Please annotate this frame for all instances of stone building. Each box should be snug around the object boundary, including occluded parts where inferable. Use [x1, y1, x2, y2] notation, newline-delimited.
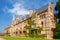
[4, 1, 57, 39]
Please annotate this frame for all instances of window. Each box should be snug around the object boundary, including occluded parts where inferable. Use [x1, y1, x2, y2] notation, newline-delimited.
[13, 32, 15, 34]
[40, 16, 43, 19]
[52, 21, 54, 24]
[16, 31, 17, 34]
[23, 31, 26, 33]
[40, 14, 46, 19]
[44, 14, 46, 18]
[52, 21, 54, 26]
[32, 23, 36, 28]
[20, 27, 22, 29]
[20, 31, 22, 34]
[41, 21, 43, 27]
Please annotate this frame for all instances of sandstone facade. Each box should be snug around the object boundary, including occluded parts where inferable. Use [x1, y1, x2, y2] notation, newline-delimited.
[4, 2, 57, 39]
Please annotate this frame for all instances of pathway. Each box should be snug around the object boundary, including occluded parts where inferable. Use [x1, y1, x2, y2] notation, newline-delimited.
[0, 38, 5, 40]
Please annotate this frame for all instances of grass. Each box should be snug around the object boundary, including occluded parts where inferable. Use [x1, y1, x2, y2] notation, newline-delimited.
[0, 36, 60, 40]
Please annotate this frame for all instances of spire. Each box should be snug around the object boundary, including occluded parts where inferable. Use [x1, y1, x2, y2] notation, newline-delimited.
[29, 8, 33, 17]
[48, 0, 53, 15]
[49, 0, 53, 4]
[12, 15, 16, 25]
[48, 0, 52, 8]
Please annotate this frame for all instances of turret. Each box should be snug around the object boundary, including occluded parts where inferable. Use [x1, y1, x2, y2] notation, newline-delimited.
[12, 15, 19, 25]
[29, 8, 34, 17]
[48, 0, 53, 15]
[12, 15, 15, 21]
[12, 15, 16, 25]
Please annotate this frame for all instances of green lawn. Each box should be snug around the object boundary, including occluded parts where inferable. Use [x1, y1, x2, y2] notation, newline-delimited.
[0, 36, 60, 40]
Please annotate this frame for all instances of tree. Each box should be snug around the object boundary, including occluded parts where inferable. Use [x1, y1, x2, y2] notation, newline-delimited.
[55, 0, 60, 23]
[53, 0, 60, 39]
[24, 17, 34, 37]
[24, 17, 43, 37]
[53, 24, 60, 39]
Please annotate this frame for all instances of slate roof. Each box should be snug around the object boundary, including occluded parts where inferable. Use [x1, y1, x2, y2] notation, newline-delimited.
[36, 4, 49, 13]
[13, 4, 49, 26]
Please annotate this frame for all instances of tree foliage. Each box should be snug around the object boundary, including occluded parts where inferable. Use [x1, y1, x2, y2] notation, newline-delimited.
[53, 24, 60, 39]
[55, 0, 60, 11]
[55, 0, 60, 23]
[24, 17, 43, 37]
[53, 0, 60, 38]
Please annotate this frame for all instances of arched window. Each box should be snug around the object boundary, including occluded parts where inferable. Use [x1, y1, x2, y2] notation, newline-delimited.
[23, 31, 26, 33]
[40, 14, 46, 19]
[20, 31, 22, 34]
[16, 31, 17, 34]
[52, 21, 54, 24]
[41, 21, 43, 27]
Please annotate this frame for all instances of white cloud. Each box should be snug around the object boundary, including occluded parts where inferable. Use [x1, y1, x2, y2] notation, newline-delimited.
[8, 2, 29, 15]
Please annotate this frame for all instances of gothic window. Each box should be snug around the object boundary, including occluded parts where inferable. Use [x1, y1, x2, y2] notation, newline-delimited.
[20, 31, 22, 34]
[40, 16, 43, 19]
[44, 14, 46, 18]
[16, 31, 17, 34]
[40, 16, 41, 19]
[41, 21, 43, 27]
[13, 32, 15, 34]
[52, 21, 54, 24]
[23, 31, 26, 33]
[40, 14, 46, 19]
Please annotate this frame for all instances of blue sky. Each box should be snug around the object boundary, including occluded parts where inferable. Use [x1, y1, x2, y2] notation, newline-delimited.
[0, 0, 57, 32]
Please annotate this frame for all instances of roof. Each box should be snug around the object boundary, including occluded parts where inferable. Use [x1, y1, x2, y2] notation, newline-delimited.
[14, 17, 31, 26]
[4, 26, 11, 30]
[13, 4, 49, 26]
[36, 4, 49, 13]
